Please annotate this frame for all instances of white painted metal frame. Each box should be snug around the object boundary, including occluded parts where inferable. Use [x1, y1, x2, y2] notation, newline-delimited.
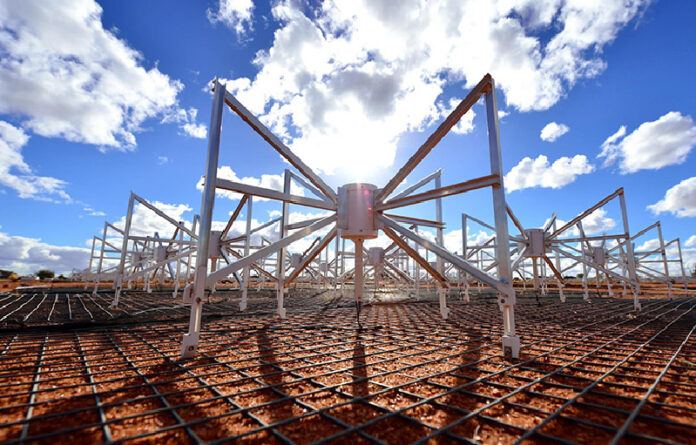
[461, 188, 644, 310]
[108, 192, 200, 307]
[623, 222, 690, 298]
[181, 75, 520, 359]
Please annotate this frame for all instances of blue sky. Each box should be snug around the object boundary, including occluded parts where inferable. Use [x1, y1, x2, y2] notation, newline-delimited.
[1, 0, 695, 275]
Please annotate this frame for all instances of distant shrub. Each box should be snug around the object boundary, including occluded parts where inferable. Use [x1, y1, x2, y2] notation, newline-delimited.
[36, 270, 55, 280]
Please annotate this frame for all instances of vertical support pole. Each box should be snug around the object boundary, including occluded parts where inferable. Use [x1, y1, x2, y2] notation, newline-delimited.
[521, 264, 526, 290]
[438, 287, 450, 319]
[173, 224, 184, 298]
[424, 248, 429, 288]
[240, 196, 253, 311]
[604, 239, 614, 297]
[553, 221, 565, 303]
[477, 251, 483, 290]
[414, 226, 421, 298]
[619, 191, 641, 311]
[461, 214, 470, 303]
[435, 175, 445, 271]
[576, 222, 590, 301]
[373, 263, 379, 295]
[88, 236, 97, 273]
[111, 193, 135, 307]
[159, 250, 166, 290]
[485, 79, 519, 359]
[434, 173, 447, 314]
[354, 238, 364, 324]
[125, 242, 133, 290]
[541, 261, 548, 295]
[210, 258, 217, 294]
[340, 238, 346, 291]
[402, 253, 407, 292]
[181, 79, 225, 358]
[257, 253, 263, 291]
[324, 245, 330, 288]
[186, 216, 198, 284]
[94, 224, 108, 295]
[141, 242, 149, 289]
[457, 261, 462, 288]
[146, 268, 153, 293]
[86, 236, 97, 290]
[656, 222, 673, 299]
[276, 171, 290, 318]
[676, 238, 688, 297]
[618, 242, 628, 296]
[333, 236, 338, 291]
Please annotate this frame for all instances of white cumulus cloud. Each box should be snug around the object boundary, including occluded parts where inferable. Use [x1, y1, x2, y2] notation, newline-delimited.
[540, 122, 569, 142]
[440, 98, 476, 135]
[0, 0, 200, 149]
[114, 201, 193, 238]
[686, 235, 696, 247]
[196, 166, 306, 201]
[0, 230, 90, 275]
[221, 0, 649, 175]
[599, 112, 696, 174]
[574, 208, 616, 235]
[207, 0, 255, 37]
[647, 176, 696, 218]
[83, 206, 105, 217]
[547, 208, 616, 238]
[680, 247, 696, 277]
[0, 121, 71, 202]
[162, 108, 207, 139]
[505, 154, 594, 192]
[182, 122, 207, 139]
[439, 228, 494, 254]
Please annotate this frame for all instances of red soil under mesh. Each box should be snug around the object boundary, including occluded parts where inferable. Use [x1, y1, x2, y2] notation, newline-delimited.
[0, 292, 694, 444]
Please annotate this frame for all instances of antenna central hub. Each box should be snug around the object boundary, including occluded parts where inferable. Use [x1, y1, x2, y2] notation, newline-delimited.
[591, 246, 606, 266]
[523, 229, 545, 257]
[367, 247, 385, 265]
[338, 183, 378, 239]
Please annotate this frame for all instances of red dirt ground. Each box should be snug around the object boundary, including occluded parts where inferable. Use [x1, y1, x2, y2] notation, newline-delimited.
[0, 290, 694, 444]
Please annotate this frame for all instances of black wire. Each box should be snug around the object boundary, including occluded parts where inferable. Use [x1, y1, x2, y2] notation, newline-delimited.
[355, 300, 362, 331]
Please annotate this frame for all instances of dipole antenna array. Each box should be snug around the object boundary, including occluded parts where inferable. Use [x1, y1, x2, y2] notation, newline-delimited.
[180, 75, 520, 359]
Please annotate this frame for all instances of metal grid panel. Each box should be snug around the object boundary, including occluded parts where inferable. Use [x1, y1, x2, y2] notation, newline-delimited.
[0, 289, 333, 329]
[0, 295, 694, 444]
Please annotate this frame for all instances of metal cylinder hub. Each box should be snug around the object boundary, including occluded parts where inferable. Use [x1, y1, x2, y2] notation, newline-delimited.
[367, 247, 385, 265]
[591, 246, 606, 266]
[338, 183, 378, 239]
[523, 228, 545, 257]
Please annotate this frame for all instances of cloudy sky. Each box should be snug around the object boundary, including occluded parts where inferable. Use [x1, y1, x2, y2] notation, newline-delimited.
[0, 0, 695, 275]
